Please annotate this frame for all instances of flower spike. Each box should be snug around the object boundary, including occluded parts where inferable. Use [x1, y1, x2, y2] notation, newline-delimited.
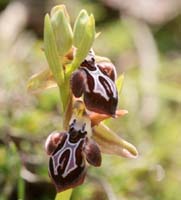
[30, 4, 139, 196]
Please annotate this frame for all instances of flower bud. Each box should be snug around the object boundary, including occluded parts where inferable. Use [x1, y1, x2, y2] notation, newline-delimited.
[50, 5, 70, 20]
[50, 5, 73, 56]
[71, 10, 95, 71]
[73, 10, 89, 48]
[44, 14, 64, 86]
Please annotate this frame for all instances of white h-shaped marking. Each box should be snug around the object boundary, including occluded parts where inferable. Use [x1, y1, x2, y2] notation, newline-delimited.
[83, 65, 117, 101]
[51, 134, 84, 178]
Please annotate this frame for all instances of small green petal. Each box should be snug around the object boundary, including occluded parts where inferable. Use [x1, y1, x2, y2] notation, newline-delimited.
[93, 123, 138, 158]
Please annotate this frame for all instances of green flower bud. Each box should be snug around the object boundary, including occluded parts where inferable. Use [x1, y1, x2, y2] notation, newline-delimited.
[71, 10, 95, 71]
[51, 5, 70, 20]
[51, 5, 73, 56]
[73, 10, 89, 48]
[44, 14, 64, 86]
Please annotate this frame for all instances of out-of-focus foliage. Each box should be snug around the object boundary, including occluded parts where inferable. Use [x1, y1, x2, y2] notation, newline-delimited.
[0, 0, 10, 10]
[0, 0, 181, 200]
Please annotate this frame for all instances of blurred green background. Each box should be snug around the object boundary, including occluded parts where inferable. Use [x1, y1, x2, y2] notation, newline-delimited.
[0, 0, 181, 199]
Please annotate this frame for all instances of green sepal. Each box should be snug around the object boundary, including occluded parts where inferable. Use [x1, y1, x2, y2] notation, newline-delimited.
[116, 74, 124, 94]
[55, 189, 72, 200]
[93, 123, 138, 158]
[44, 14, 64, 86]
[51, 6, 73, 56]
[27, 68, 57, 93]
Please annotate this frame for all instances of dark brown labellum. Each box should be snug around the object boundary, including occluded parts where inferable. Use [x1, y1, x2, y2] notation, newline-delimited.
[71, 53, 118, 116]
[47, 119, 101, 192]
[48, 120, 87, 192]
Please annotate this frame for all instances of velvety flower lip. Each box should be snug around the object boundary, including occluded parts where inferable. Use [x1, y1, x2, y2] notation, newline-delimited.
[71, 49, 118, 116]
[45, 118, 102, 192]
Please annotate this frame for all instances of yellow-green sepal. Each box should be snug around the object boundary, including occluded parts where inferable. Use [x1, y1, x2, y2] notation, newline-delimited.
[93, 123, 138, 158]
[55, 189, 72, 200]
[116, 74, 125, 94]
[27, 68, 57, 93]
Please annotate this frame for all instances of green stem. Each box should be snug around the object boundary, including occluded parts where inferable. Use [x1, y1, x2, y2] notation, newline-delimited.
[58, 75, 73, 129]
[62, 91, 73, 130]
[56, 77, 73, 200]
[18, 174, 25, 200]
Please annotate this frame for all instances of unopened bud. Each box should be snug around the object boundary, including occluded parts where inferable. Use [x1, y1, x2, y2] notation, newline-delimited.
[71, 10, 95, 71]
[51, 6, 73, 56]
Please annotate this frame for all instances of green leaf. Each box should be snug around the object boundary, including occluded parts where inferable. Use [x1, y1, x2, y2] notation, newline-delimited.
[51, 6, 73, 56]
[44, 14, 64, 86]
[116, 74, 124, 94]
[55, 189, 72, 200]
[93, 123, 138, 158]
[27, 68, 57, 93]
